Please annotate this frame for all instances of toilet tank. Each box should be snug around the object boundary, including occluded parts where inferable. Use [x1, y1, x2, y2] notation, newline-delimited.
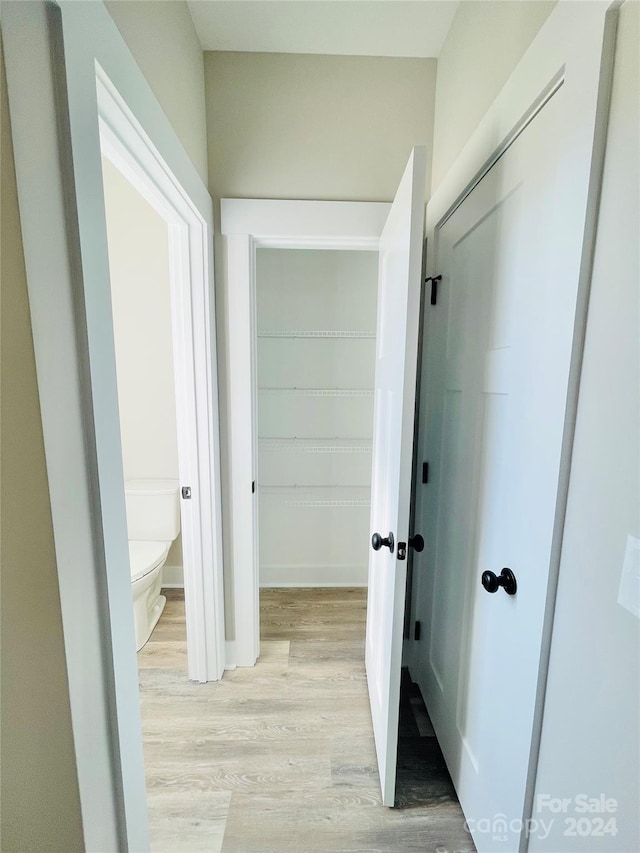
[124, 479, 180, 542]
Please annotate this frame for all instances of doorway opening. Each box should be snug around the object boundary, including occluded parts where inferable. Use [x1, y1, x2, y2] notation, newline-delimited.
[220, 198, 390, 668]
[100, 153, 187, 660]
[97, 69, 225, 684]
[255, 247, 378, 592]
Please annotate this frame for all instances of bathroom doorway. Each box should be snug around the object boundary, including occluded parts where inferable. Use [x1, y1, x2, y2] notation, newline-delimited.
[97, 72, 225, 685]
[100, 156, 186, 659]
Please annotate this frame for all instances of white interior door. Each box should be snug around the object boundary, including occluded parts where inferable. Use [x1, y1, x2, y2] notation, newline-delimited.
[413, 55, 606, 851]
[366, 147, 426, 807]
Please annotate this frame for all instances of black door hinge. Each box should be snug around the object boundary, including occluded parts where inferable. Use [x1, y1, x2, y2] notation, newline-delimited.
[252, 481, 256, 494]
[426, 275, 442, 305]
[414, 621, 421, 641]
[422, 462, 429, 484]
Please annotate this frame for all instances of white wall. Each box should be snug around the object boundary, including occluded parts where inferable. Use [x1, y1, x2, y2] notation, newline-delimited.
[256, 249, 378, 587]
[431, 0, 555, 192]
[530, 4, 639, 850]
[105, 0, 208, 184]
[0, 40, 84, 852]
[102, 157, 183, 578]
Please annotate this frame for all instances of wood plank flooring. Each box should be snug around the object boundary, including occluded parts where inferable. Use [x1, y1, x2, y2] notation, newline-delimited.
[138, 588, 474, 853]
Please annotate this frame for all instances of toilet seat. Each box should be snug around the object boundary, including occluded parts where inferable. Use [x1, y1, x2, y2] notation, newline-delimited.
[128, 540, 169, 582]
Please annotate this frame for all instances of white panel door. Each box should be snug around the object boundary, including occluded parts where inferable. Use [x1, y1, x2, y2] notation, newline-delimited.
[366, 147, 426, 807]
[416, 74, 599, 851]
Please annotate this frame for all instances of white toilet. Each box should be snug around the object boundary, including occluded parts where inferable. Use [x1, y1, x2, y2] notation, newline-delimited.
[125, 478, 181, 651]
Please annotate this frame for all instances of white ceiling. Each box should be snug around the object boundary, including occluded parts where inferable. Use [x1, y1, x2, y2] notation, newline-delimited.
[188, 1, 459, 58]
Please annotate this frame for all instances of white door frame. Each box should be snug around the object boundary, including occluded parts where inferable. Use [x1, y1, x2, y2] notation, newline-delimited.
[97, 70, 225, 685]
[3, 2, 225, 849]
[220, 199, 390, 667]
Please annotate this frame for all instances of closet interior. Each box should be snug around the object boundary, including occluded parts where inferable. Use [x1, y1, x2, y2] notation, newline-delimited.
[256, 248, 379, 588]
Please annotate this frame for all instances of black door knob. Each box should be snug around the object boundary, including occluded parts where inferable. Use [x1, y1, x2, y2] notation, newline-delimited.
[408, 534, 424, 552]
[481, 567, 517, 596]
[372, 532, 394, 553]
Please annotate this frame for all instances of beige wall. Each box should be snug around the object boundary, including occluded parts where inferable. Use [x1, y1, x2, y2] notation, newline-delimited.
[102, 158, 183, 572]
[105, 0, 208, 184]
[531, 4, 640, 849]
[431, 0, 555, 192]
[205, 51, 436, 636]
[0, 43, 84, 852]
[205, 51, 437, 202]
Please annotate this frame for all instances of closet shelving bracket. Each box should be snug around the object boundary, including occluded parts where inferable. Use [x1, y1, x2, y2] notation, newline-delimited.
[259, 438, 373, 453]
[258, 330, 376, 339]
[259, 388, 374, 397]
[259, 485, 371, 508]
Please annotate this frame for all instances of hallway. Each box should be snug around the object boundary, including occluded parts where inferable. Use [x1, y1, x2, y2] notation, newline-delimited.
[138, 588, 473, 852]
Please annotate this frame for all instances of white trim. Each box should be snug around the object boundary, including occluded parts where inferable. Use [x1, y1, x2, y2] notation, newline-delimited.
[260, 563, 368, 587]
[161, 566, 184, 588]
[426, 2, 612, 233]
[96, 71, 224, 686]
[224, 641, 237, 671]
[221, 198, 389, 240]
[225, 234, 260, 667]
[221, 199, 390, 666]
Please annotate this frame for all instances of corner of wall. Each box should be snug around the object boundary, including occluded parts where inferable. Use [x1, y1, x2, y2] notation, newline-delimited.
[431, 0, 556, 194]
[104, 0, 209, 184]
[0, 34, 85, 851]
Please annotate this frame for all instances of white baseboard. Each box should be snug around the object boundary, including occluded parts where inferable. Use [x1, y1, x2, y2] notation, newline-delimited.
[224, 640, 236, 671]
[162, 565, 184, 587]
[259, 563, 368, 587]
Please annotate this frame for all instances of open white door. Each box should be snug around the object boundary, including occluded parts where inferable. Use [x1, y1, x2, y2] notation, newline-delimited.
[366, 147, 426, 807]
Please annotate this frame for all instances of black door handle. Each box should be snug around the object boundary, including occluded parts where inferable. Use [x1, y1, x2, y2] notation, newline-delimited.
[481, 567, 517, 596]
[372, 532, 394, 553]
[408, 534, 424, 552]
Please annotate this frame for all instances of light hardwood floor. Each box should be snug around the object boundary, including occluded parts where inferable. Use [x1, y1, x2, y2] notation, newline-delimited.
[138, 588, 474, 853]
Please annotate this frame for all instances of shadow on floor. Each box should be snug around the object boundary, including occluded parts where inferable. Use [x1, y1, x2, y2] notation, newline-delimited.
[396, 670, 467, 816]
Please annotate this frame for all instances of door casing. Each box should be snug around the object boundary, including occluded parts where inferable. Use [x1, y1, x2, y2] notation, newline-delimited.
[220, 199, 390, 667]
[97, 70, 225, 686]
